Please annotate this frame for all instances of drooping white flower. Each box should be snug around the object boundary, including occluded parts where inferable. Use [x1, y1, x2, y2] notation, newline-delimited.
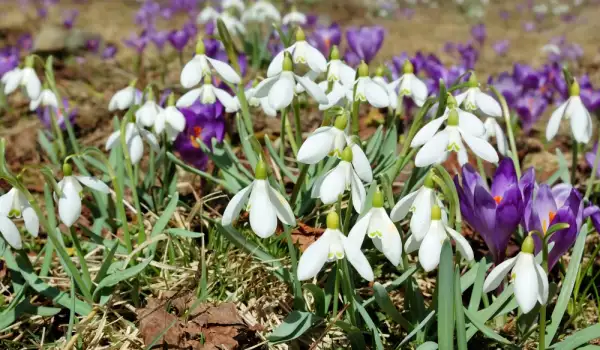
[326, 50, 356, 85]
[390, 172, 440, 241]
[406, 205, 474, 272]
[54, 163, 110, 227]
[228, 84, 277, 117]
[348, 190, 402, 266]
[311, 146, 372, 213]
[2, 64, 41, 100]
[546, 80, 593, 144]
[373, 73, 400, 109]
[298, 211, 374, 281]
[106, 122, 160, 164]
[282, 9, 307, 26]
[0, 187, 39, 249]
[155, 94, 186, 141]
[483, 117, 508, 156]
[135, 91, 162, 127]
[242, 1, 281, 23]
[454, 74, 502, 117]
[219, 12, 246, 34]
[411, 98, 498, 167]
[345, 61, 390, 108]
[223, 0, 245, 13]
[177, 75, 237, 111]
[222, 160, 295, 238]
[388, 60, 428, 107]
[181, 41, 241, 87]
[483, 235, 548, 313]
[29, 88, 58, 111]
[108, 84, 142, 112]
[297, 115, 350, 164]
[197, 6, 220, 24]
[267, 28, 327, 77]
[254, 53, 328, 111]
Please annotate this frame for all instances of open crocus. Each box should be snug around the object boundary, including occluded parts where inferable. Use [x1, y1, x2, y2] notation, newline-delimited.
[105, 121, 160, 165]
[221, 160, 295, 238]
[267, 28, 327, 77]
[0, 187, 39, 248]
[547, 80, 593, 144]
[55, 163, 110, 227]
[483, 235, 548, 314]
[344, 26, 385, 66]
[181, 40, 241, 87]
[308, 24, 342, 56]
[391, 172, 439, 241]
[455, 159, 524, 263]
[388, 60, 428, 107]
[311, 146, 371, 213]
[348, 190, 402, 266]
[298, 211, 374, 281]
[408, 205, 474, 272]
[523, 183, 583, 270]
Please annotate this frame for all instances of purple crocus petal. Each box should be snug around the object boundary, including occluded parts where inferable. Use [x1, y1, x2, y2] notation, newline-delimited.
[470, 23, 486, 45]
[183, 20, 198, 38]
[519, 167, 536, 199]
[531, 184, 558, 234]
[0, 52, 19, 76]
[494, 185, 523, 262]
[17, 33, 33, 52]
[473, 185, 499, 256]
[492, 40, 509, 56]
[584, 205, 600, 233]
[123, 33, 148, 53]
[490, 72, 520, 106]
[443, 42, 456, 54]
[462, 164, 486, 198]
[308, 23, 342, 56]
[585, 143, 600, 177]
[85, 38, 100, 53]
[523, 21, 536, 32]
[151, 30, 170, 51]
[62, 9, 79, 29]
[513, 63, 540, 90]
[580, 88, 600, 111]
[455, 175, 477, 224]
[551, 183, 573, 208]
[499, 10, 509, 21]
[345, 26, 385, 63]
[546, 207, 578, 270]
[102, 45, 118, 59]
[343, 50, 361, 68]
[515, 91, 547, 133]
[168, 29, 190, 51]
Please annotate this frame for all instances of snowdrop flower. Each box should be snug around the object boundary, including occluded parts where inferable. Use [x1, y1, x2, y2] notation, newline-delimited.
[326, 46, 356, 85]
[388, 60, 428, 107]
[155, 94, 186, 141]
[267, 28, 327, 77]
[483, 117, 508, 156]
[108, 82, 141, 111]
[55, 163, 110, 227]
[311, 146, 372, 213]
[411, 96, 498, 167]
[297, 211, 374, 281]
[455, 74, 502, 117]
[222, 160, 295, 238]
[2, 57, 41, 100]
[407, 205, 474, 272]
[242, 1, 281, 23]
[223, 0, 245, 13]
[483, 235, 548, 313]
[348, 190, 402, 266]
[29, 88, 58, 111]
[254, 53, 328, 111]
[106, 120, 160, 164]
[228, 83, 277, 117]
[282, 7, 307, 26]
[346, 61, 389, 108]
[177, 75, 237, 111]
[0, 187, 39, 249]
[390, 172, 439, 241]
[373, 66, 400, 109]
[197, 6, 220, 24]
[180, 40, 241, 87]
[297, 114, 350, 163]
[219, 12, 246, 34]
[546, 80, 593, 144]
[135, 90, 162, 127]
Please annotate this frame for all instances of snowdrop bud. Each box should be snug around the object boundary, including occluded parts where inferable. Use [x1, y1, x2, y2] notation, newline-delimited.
[341, 146, 353, 162]
[25, 55, 34, 68]
[372, 189, 384, 208]
[423, 171, 435, 188]
[167, 92, 175, 107]
[447, 109, 459, 126]
[447, 93, 457, 109]
[282, 53, 293, 72]
[330, 45, 340, 60]
[402, 60, 414, 74]
[203, 74, 212, 85]
[195, 37, 205, 55]
[431, 204, 442, 220]
[295, 27, 306, 42]
[326, 211, 340, 229]
[62, 162, 73, 176]
[375, 66, 385, 77]
[358, 61, 369, 78]
[254, 159, 268, 180]
[467, 73, 478, 87]
[521, 235, 535, 254]
[333, 114, 348, 130]
[569, 80, 580, 97]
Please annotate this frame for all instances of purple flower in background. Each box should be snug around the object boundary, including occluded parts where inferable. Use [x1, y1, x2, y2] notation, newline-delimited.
[401, 7, 415, 19]
[308, 24, 341, 56]
[455, 159, 524, 263]
[160, 7, 174, 19]
[523, 21, 536, 32]
[169, 29, 190, 52]
[0, 49, 19, 76]
[443, 42, 455, 54]
[499, 10, 510, 21]
[123, 32, 149, 53]
[580, 87, 600, 111]
[344, 26, 385, 65]
[183, 20, 198, 38]
[470, 23, 486, 45]
[37, 98, 77, 131]
[493, 40, 509, 56]
[513, 63, 540, 91]
[585, 143, 600, 177]
[523, 183, 583, 270]
[85, 38, 100, 53]
[151, 30, 170, 51]
[515, 91, 548, 132]
[174, 101, 225, 170]
[457, 43, 479, 70]
[62, 9, 79, 29]
[584, 204, 600, 235]
[102, 45, 117, 59]
[135, 0, 160, 28]
[490, 72, 520, 106]
[17, 33, 33, 52]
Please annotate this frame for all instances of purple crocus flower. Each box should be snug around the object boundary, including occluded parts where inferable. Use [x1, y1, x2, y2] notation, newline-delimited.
[308, 24, 342, 56]
[85, 38, 100, 53]
[62, 9, 79, 29]
[455, 159, 524, 264]
[490, 72, 520, 106]
[0, 50, 19, 76]
[584, 205, 600, 235]
[513, 63, 540, 91]
[151, 30, 170, 51]
[523, 21, 536, 32]
[183, 20, 198, 38]
[102, 45, 118, 59]
[456, 43, 479, 70]
[344, 26, 386, 65]
[37, 98, 77, 131]
[585, 143, 600, 177]
[123, 32, 149, 53]
[168, 29, 190, 52]
[493, 40, 509, 56]
[17, 33, 33, 52]
[174, 101, 225, 170]
[523, 182, 584, 270]
[470, 23, 486, 45]
[515, 91, 548, 133]
[580, 88, 600, 111]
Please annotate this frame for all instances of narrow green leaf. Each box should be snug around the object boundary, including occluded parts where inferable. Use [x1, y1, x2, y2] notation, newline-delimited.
[166, 151, 233, 192]
[335, 320, 366, 350]
[362, 265, 418, 308]
[150, 193, 179, 238]
[93, 241, 120, 285]
[417, 341, 439, 350]
[93, 256, 154, 298]
[355, 300, 384, 350]
[373, 282, 413, 332]
[264, 134, 297, 182]
[464, 308, 512, 345]
[267, 311, 319, 344]
[468, 259, 488, 312]
[437, 240, 455, 350]
[302, 284, 326, 317]
[37, 130, 59, 165]
[165, 228, 204, 238]
[400, 311, 436, 346]
[455, 267, 467, 350]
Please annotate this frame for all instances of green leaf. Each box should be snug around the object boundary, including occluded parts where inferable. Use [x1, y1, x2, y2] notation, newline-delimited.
[264, 134, 297, 182]
[37, 130, 59, 165]
[417, 341, 439, 350]
[335, 320, 366, 350]
[93, 256, 154, 298]
[468, 258, 488, 312]
[150, 193, 178, 238]
[363, 265, 418, 308]
[437, 240, 455, 350]
[463, 308, 512, 345]
[302, 284, 326, 317]
[373, 282, 413, 332]
[0, 299, 61, 330]
[546, 223, 590, 346]
[166, 152, 233, 192]
[455, 267, 467, 350]
[267, 311, 319, 344]
[165, 228, 204, 238]
[355, 300, 384, 350]
[93, 241, 119, 285]
[400, 311, 436, 347]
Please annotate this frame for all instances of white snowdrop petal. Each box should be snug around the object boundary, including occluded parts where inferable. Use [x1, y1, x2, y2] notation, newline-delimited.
[418, 221, 446, 272]
[454, 91, 468, 107]
[365, 80, 390, 108]
[475, 91, 502, 117]
[58, 181, 82, 227]
[296, 73, 329, 104]
[0, 190, 14, 216]
[167, 108, 186, 132]
[297, 231, 332, 280]
[410, 75, 428, 106]
[568, 97, 592, 143]
[379, 211, 402, 266]
[305, 44, 328, 74]
[410, 189, 432, 241]
[213, 87, 237, 111]
[482, 256, 517, 292]
[319, 165, 347, 204]
[390, 190, 419, 221]
[445, 226, 474, 262]
[460, 130, 499, 163]
[297, 127, 336, 164]
[221, 184, 253, 226]
[404, 234, 420, 254]
[180, 56, 205, 88]
[267, 185, 296, 226]
[2, 69, 21, 95]
[23, 68, 41, 100]
[347, 211, 372, 249]
[176, 88, 203, 108]
[254, 76, 279, 98]
[458, 110, 486, 136]
[411, 116, 448, 147]
[546, 100, 568, 141]
[266, 49, 286, 77]
[414, 130, 450, 167]
[260, 97, 277, 117]
[0, 216, 22, 249]
[128, 135, 144, 165]
[514, 254, 540, 313]
[22, 206, 39, 237]
[248, 181, 278, 238]
[350, 170, 366, 214]
[154, 111, 167, 135]
[269, 75, 295, 110]
[207, 56, 241, 84]
[75, 176, 110, 193]
[343, 238, 375, 281]
[351, 144, 373, 183]
[535, 263, 549, 304]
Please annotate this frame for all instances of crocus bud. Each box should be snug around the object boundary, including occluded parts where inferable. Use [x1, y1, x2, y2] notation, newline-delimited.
[326, 211, 340, 229]
[447, 109, 459, 126]
[295, 27, 306, 42]
[63, 162, 73, 176]
[430, 205, 442, 220]
[467, 73, 478, 88]
[341, 146, 353, 162]
[195, 37, 205, 55]
[255, 159, 268, 180]
[424, 171, 435, 188]
[569, 79, 580, 97]
[402, 59, 414, 74]
[372, 189, 384, 208]
[333, 114, 348, 130]
[521, 235, 535, 254]
[358, 61, 369, 77]
[329, 45, 340, 61]
[282, 52, 293, 72]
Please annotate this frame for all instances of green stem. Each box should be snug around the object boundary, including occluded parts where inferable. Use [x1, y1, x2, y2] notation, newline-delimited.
[340, 259, 358, 326]
[280, 108, 287, 160]
[293, 96, 302, 147]
[571, 141, 579, 186]
[290, 164, 309, 205]
[584, 131, 600, 200]
[48, 108, 66, 159]
[539, 240, 549, 350]
[70, 226, 92, 291]
[490, 86, 521, 177]
[434, 164, 462, 231]
[284, 226, 304, 310]
[285, 114, 299, 156]
[351, 100, 360, 136]
[476, 157, 488, 189]
[332, 264, 340, 317]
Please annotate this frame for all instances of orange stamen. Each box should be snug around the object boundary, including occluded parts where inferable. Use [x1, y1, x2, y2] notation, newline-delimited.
[190, 126, 203, 148]
[324, 38, 331, 52]
[549, 211, 556, 223]
[493, 196, 503, 204]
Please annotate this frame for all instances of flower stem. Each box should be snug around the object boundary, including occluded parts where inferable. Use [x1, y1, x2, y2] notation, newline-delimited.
[584, 131, 600, 200]
[434, 164, 462, 231]
[290, 164, 308, 205]
[332, 263, 340, 317]
[279, 108, 287, 160]
[293, 96, 302, 147]
[48, 108, 66, 159]
[70, 226, 93, 291]
[571, 141, 579, 186]
[490, 86, 521, 177]
[283, 225, 304, 310]
[539, 240, 549, 350]
[351, 100, 360, 136]
[340, 259, 358, 325]
[285, 115, 299, 156]
[476, 157, 488, 188]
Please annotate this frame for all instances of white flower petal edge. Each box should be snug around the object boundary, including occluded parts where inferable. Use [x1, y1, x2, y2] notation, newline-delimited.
[221, 184, 253, 226]
[248, 180, 278, 238]
[483, 256, 518, 292]
[297, 230, 332, 281]
[0, 216, 22, 249]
